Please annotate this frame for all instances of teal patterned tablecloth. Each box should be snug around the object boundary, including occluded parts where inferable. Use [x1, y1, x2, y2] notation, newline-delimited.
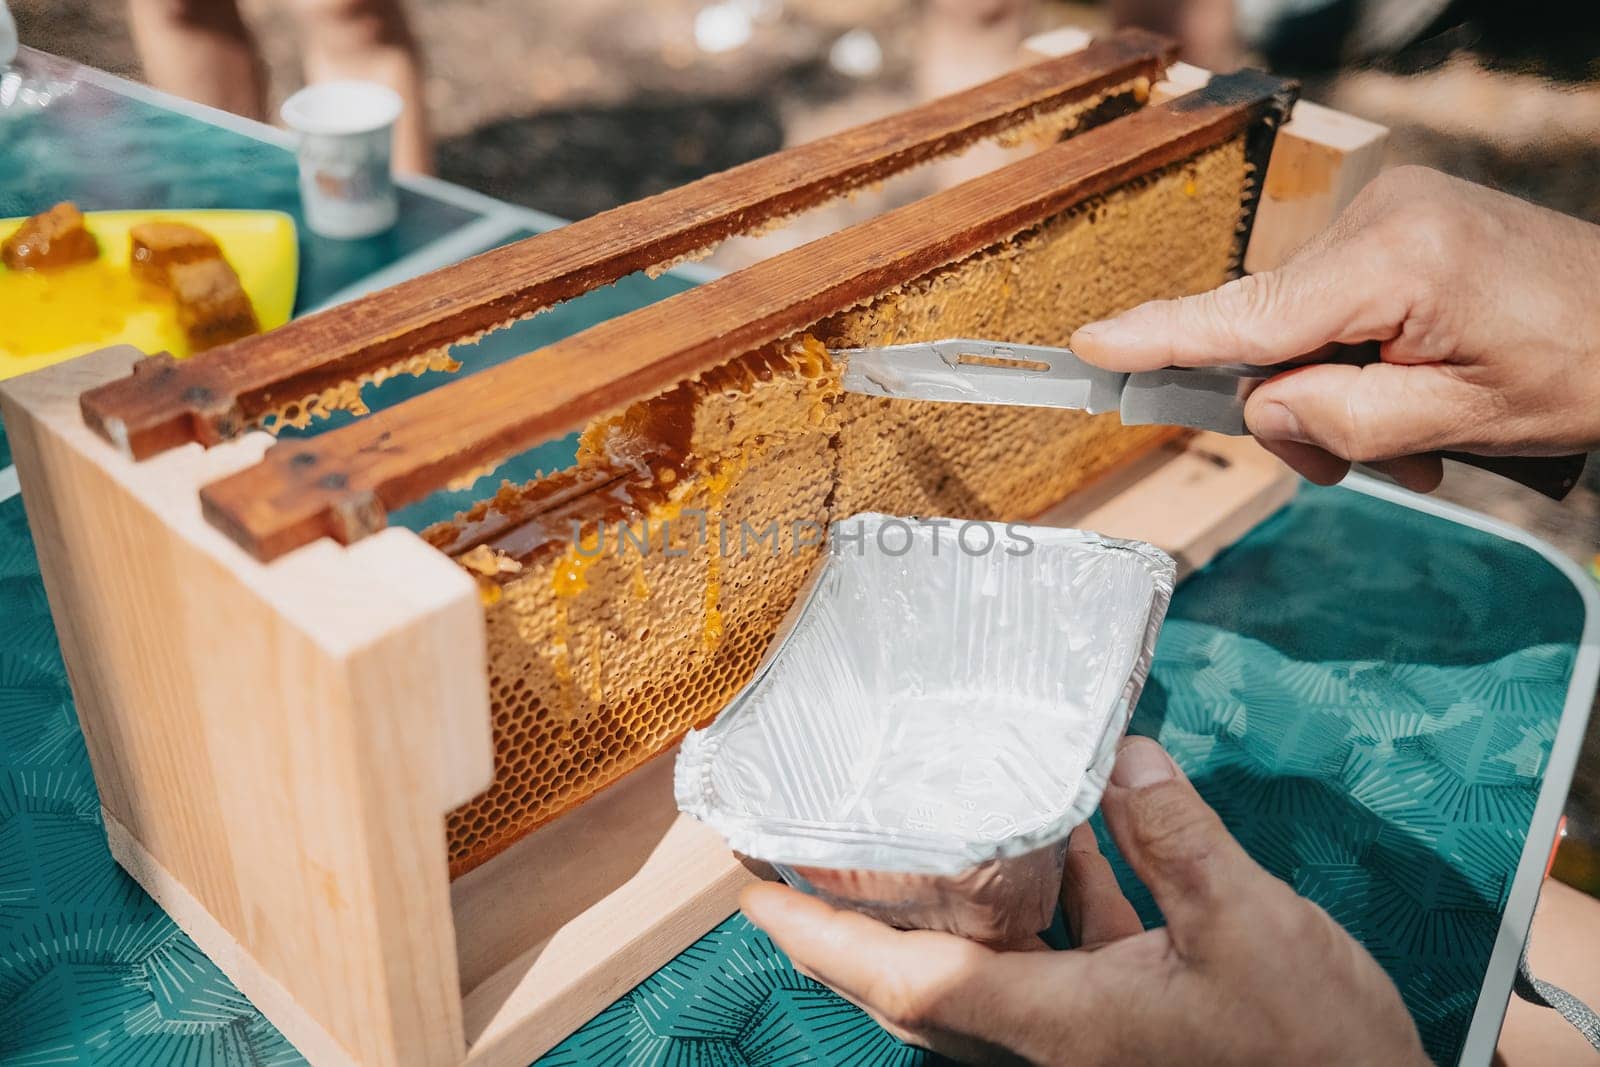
[1, 481, 1591, 1066]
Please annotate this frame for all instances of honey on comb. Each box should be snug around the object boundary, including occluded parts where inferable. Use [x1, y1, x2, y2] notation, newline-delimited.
[433, 136, 1252, 878]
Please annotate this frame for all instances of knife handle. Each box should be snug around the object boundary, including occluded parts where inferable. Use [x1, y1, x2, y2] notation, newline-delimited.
[1433, 451, 1588, 501]
[1246, 343, 1588, 500]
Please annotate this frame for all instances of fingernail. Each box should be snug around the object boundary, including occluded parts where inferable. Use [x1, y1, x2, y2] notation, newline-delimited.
[1073, 318, 1139, 350]
[738, 883, 782, 928]
[1111, 738, 1175, 789]
[1250, 401, 1305, 443]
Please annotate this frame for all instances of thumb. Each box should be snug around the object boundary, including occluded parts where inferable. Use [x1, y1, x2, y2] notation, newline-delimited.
[1070, 231, 1410, 372]
[1244, 361, 1482, 462]
[1098, 738, 1271, 954]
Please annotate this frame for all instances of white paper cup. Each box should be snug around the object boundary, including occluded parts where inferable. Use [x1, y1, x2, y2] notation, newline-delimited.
[281, 80, 402, 239]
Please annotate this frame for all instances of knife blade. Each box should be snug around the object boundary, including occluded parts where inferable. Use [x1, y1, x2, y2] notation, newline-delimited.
[834, 337, 1271, 435]
[830, 337, 1588, 500]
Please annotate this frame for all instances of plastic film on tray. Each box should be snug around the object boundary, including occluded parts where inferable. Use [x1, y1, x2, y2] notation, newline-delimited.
[675, 513, 1175, 943]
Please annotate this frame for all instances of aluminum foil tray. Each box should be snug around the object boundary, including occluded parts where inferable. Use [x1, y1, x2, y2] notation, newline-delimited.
[676, 513, 1175, 942]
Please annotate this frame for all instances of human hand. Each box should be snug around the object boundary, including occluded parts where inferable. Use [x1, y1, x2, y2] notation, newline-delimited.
[1070, 166, 1600, 492]
[741, 737, 1429, 1066]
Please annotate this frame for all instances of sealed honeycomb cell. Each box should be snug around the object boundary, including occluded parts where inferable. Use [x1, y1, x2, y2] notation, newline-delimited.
[435, 345, 840, 876]
[825, 133, 1246, 519]
[433, 133, 1252, 878]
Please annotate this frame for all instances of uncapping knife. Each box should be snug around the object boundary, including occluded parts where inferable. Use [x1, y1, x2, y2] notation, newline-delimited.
[831, 337, 1586, 501]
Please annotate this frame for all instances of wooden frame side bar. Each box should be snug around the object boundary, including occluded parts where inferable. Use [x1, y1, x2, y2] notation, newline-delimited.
[78, 30, 1174, 462]
[1024, 27, 1388, 272]
[199, 71, 1296, 562]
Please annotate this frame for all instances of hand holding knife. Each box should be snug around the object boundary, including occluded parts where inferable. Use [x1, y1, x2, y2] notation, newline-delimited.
[832, 337, 1586, 500]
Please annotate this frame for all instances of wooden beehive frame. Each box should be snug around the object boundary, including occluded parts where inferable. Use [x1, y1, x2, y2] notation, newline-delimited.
[0, 34, 1387, 1067]
[191, 70, 1292, 562]
[80, 30, 1175, 462]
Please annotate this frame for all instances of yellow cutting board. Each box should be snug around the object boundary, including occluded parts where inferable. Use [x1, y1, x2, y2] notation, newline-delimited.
[0, 209, 297, 381]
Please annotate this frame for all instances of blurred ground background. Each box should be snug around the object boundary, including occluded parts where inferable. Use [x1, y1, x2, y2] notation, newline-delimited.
[11, 0, 1600, 889]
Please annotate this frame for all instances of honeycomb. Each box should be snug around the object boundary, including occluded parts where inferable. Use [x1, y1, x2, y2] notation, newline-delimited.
[434, 346, 839, 875]
[825, 132, 1248, 519]
[256, 347, 464, 432]
[432, 133, 1253, 878]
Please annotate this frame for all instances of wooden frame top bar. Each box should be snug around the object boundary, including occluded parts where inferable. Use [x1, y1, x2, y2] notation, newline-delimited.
[199, 71, 1295, 562]
[78, 30, 1174, 462]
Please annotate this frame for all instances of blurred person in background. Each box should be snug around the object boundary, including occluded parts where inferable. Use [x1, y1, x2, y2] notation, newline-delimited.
[127, 0, 432, 173]
[915, 0, 1030, 185]
[916, 0, 1251, 86]
[1103, 0, 1600, 76]
[1109, 0, 1242, 68]
[918, 0, 1030, 97]
[913, 0, 1456, 177]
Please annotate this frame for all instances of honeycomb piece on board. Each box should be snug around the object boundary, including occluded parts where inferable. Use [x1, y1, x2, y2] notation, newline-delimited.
[2, 202, 100, 271]
[129, 221, 224, 287]
[166, 257, 261, 353]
